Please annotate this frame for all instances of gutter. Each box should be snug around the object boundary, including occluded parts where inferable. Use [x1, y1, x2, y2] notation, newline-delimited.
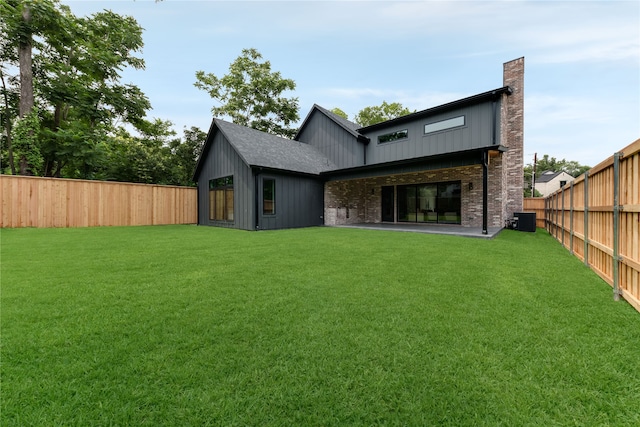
[254, 168, 261, 230]
[357, 135, 371, 165]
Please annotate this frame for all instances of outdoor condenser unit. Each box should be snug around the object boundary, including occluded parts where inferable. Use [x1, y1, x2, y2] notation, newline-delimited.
[513, 212, 536, 232]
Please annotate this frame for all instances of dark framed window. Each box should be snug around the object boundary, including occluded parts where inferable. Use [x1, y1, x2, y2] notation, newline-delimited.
[263, 179, 275, 215]
[209, 176, 234, 221]
[378, 129, 408, 144]
[424, 116, 465, 135]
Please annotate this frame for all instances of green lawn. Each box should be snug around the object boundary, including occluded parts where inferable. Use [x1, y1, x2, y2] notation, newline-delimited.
[1, 225, 639, 426]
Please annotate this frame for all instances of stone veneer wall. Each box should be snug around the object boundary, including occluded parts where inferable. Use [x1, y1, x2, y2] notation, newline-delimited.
[324, 162, 505, 228]
[501, 57, 525, 220]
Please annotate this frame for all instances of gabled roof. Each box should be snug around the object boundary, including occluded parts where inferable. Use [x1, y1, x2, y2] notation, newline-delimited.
[193, 119, 337, 180]
[536, 170, 565, 183]
[295, 104, 362, 141]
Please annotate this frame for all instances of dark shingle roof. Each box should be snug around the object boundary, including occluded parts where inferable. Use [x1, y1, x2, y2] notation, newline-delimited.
[214, 119, 337, 175]
[536, 170, 562, 183]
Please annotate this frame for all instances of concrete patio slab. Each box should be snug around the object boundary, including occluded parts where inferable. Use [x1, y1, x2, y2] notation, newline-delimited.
[331, 223, 504, 239]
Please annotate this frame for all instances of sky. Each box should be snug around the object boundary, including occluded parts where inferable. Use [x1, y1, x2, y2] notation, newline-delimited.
[62, 0, 639, 168]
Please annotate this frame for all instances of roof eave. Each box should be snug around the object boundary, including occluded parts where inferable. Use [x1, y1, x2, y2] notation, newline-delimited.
[192, 119, 219, 182]
[358, 86, 512, 133]
[321, 145, 506, 177]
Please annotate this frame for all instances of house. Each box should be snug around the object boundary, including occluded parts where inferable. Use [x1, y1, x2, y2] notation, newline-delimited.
[193, 58, 524, 234]
[535, 170, 574, 197]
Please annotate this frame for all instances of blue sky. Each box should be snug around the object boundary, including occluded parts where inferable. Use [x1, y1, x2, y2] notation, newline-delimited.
[63, 0, 639, 168]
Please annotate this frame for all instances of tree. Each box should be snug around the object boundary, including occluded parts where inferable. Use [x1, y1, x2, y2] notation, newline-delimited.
[330, 108, 348, 120]
[1, 1, 151, 177]
[168, 126, 206, 186]
[194, 48, 299, 138]
[354, 101, 412, 127]
[1, 0, 62, 174]
[36, 9, 149, 177]
[523, 154, 591, 197]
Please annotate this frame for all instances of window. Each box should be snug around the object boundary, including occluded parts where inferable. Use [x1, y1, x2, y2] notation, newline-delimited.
[263, 179, 275, 215]
[378, 129, 408, 144]
[424, 116, 465, 134]
[209, 176, 234, 221]
[559, 180, 567, 188]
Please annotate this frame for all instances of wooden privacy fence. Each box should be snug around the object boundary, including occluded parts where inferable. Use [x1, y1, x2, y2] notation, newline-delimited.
[545, 138, 640, 313]
[523, 197, 545, 228]
[0, 175, 197, 228]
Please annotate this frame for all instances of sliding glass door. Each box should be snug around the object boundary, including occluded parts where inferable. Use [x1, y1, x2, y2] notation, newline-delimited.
[396, 181, 461, 224]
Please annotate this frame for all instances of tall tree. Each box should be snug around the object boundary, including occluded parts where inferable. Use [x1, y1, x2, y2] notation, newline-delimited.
[1, 0, 62, 174]
[36, 9, 149, 177]
[354, 101, 412, 127]
[194, 48, 299, 138]
[2, 1, 151, 177]
[523, 154, 591, 197]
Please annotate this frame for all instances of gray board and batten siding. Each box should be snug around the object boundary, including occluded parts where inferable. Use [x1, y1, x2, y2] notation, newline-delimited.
[256, 173, 324, 230]
[194, 119, 334, 230]
[296, 105, 364, 170]
[359, 88, 509, 167]
[195, 126, 254, 230]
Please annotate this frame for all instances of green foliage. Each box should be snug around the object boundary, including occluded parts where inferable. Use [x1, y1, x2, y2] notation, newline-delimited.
[1, 0, 155, 178]
[11, 107, 43, 174]
[523, 154, 591, 197]
[195, 48, 299, 138]
[536, 154, 591, 178]
[2, 226, 639, 425]
[354, 101, 412, 127]
[100, 121, 204, 186]
[330, 107, 348, 120]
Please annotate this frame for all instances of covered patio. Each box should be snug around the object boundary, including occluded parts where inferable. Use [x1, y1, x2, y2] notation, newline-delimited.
[331, 223, 504, 239]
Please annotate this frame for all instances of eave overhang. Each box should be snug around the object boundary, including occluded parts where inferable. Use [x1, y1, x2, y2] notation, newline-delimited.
[321, 145, 507, 178]
[358, 86, 512, 133]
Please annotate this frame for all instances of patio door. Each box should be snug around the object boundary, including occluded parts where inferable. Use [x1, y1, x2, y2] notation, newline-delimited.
[396, 181, 461, 224]
[381, 186, 394, 222]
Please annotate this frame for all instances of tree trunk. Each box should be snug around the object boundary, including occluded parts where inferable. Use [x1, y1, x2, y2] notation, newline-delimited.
[0, 68, 16, 174]
[19, 5, 34, 118]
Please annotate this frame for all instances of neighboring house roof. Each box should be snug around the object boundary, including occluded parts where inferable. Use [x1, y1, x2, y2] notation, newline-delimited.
[536, 170, 563, 183]
[358, 86, 512, 132]
[295, 104, 362, 140]
[194, 119, 337, 179]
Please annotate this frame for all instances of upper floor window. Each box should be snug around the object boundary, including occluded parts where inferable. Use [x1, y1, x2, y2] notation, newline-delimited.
[378, 129, 408, 144]
[424, 116, 465, 134]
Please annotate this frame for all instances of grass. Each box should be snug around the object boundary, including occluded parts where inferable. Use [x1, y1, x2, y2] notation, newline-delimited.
[1, 225, 639, 426]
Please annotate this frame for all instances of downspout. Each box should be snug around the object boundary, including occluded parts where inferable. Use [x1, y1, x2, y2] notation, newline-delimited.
[254, 169, 261, 230]
[491, 96, 498, 145]
[195, 182, 200, 226]
[358, 135, 371, 166]
[482, 95, 498, 235]
[482, 150, 488, 235]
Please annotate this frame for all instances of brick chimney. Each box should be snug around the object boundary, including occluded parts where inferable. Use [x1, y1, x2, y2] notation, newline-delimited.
[501, 57, 525, 220]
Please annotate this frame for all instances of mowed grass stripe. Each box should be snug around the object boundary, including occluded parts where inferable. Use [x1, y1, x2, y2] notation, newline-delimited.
[1, 225, 639, 426]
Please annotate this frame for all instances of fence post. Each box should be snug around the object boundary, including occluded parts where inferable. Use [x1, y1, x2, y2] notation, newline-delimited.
[561, 187, 565, 248]
[613, 152, 622, 301]
[569, 181, 574, 255]
[544, 196, 549, 232]
[584, 171, 589, 267]
[553, 192, 560, 241]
